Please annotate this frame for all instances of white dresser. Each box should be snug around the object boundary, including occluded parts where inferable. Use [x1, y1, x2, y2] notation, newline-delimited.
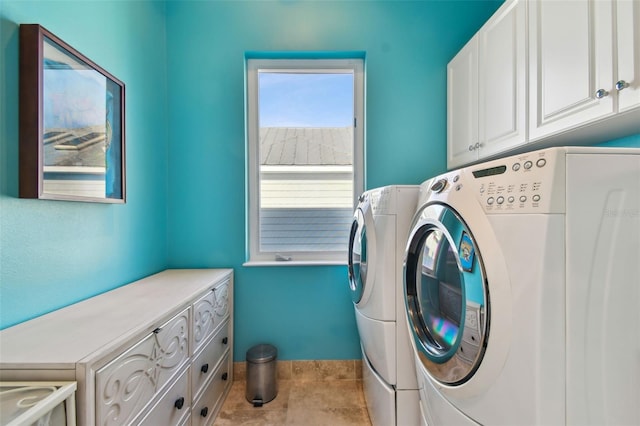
[0, 269, 233, 426]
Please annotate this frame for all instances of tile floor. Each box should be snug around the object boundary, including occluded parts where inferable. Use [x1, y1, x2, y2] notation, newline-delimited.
[214, 360, 372, 426]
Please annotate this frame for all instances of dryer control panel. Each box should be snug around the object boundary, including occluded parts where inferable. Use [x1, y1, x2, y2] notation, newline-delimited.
[369, 186, 393, 215]
[367, 185, 419, 216]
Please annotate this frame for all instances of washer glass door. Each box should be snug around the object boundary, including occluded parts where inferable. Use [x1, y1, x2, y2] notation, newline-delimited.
[405, 203, 488, 385]
[348, 208, 367, 303]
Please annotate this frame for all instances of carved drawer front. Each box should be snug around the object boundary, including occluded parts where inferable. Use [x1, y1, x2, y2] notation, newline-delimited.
[192, 352, 231, 426]
[192, 279, 230, 354]
[136, 367, 191, 426]
[213, 279, 230, 320]
[192, 291, 216, 354]
[95, 308, 190, 426]
[191, 319, 231, 399]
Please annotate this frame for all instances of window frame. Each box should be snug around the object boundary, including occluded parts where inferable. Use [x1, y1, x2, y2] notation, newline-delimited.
[245, 57, 365, 265]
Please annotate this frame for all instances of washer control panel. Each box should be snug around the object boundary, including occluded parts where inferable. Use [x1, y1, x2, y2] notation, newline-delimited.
[467, 149, 564, 214]
[427, 149, 566, 214]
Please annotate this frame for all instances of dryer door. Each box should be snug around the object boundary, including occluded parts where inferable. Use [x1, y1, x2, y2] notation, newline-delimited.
[348, 200, 376, 304]
[404, 202, 488, 386]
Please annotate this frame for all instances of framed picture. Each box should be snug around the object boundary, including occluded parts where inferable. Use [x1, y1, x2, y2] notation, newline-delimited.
[19, 24, 125, 203]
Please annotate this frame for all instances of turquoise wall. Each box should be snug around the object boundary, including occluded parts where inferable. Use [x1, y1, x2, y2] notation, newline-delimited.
[164, 0, 502, 360]
[5, 0, 636, 362]
[0, 1, 169, 328]
[597, 133, 640, 148]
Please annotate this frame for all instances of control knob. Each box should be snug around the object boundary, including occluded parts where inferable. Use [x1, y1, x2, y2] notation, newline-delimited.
[430, 179, 448, 193]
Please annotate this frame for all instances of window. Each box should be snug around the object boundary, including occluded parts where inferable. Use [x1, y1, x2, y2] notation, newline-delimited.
[246, 57, 364, 264]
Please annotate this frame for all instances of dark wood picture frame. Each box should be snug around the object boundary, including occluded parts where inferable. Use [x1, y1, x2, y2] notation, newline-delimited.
[20, 24, 126, 203]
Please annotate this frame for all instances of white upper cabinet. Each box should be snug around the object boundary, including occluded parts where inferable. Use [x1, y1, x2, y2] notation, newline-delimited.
[447, 35, 479, 168]
[447, 0, 639, 170]
[528, 0, 614, 141]
[616, 0, 640, 113]
[478, 0, 527, 157]
[448, 0, 526, 169]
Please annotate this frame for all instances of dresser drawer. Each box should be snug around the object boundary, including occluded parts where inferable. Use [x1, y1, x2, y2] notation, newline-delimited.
[191, 319, 230, 399]
[95, 308, 190, 426]
[136, 367, 191, 426]
[191, 353, 231, 426]
[192, 279, 230, 353]
[213, 279, 230, 320]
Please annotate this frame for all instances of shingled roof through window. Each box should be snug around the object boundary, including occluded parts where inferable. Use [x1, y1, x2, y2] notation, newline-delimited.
[260, 127, 352, 166]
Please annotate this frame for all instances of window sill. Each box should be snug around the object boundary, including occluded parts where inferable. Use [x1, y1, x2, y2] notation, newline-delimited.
[243, 260, 346, 267]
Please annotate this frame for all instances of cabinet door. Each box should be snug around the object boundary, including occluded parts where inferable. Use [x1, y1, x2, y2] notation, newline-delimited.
[529, 0, 614, 141]
[616, 0, 640, 112]
[447, 35, 479, 169]
[479, 0, 527, 158]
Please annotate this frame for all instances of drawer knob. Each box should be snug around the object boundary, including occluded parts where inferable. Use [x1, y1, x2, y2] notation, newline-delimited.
[200, 407, 209, 417]
[174, 397, 185, 410]
[222, 337, 228, 345]
[221, 372, 228, 381]
[201, 363, 209, 373]
[595, 88, 609, 99]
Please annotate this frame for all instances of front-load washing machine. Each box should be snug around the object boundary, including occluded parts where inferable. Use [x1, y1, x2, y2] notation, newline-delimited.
[348, 185, 420, 426]
[403, 146, 640, 425]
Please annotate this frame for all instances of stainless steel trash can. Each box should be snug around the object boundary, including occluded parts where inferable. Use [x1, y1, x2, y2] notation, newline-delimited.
[245, 343, 278, 407]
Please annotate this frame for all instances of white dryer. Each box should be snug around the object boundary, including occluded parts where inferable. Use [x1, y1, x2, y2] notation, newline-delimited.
[403, 146, 640, 425]
[348, 185, 421, 426]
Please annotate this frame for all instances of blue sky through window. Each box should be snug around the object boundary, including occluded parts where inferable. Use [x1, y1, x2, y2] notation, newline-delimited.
[258, 72, 354, 128]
